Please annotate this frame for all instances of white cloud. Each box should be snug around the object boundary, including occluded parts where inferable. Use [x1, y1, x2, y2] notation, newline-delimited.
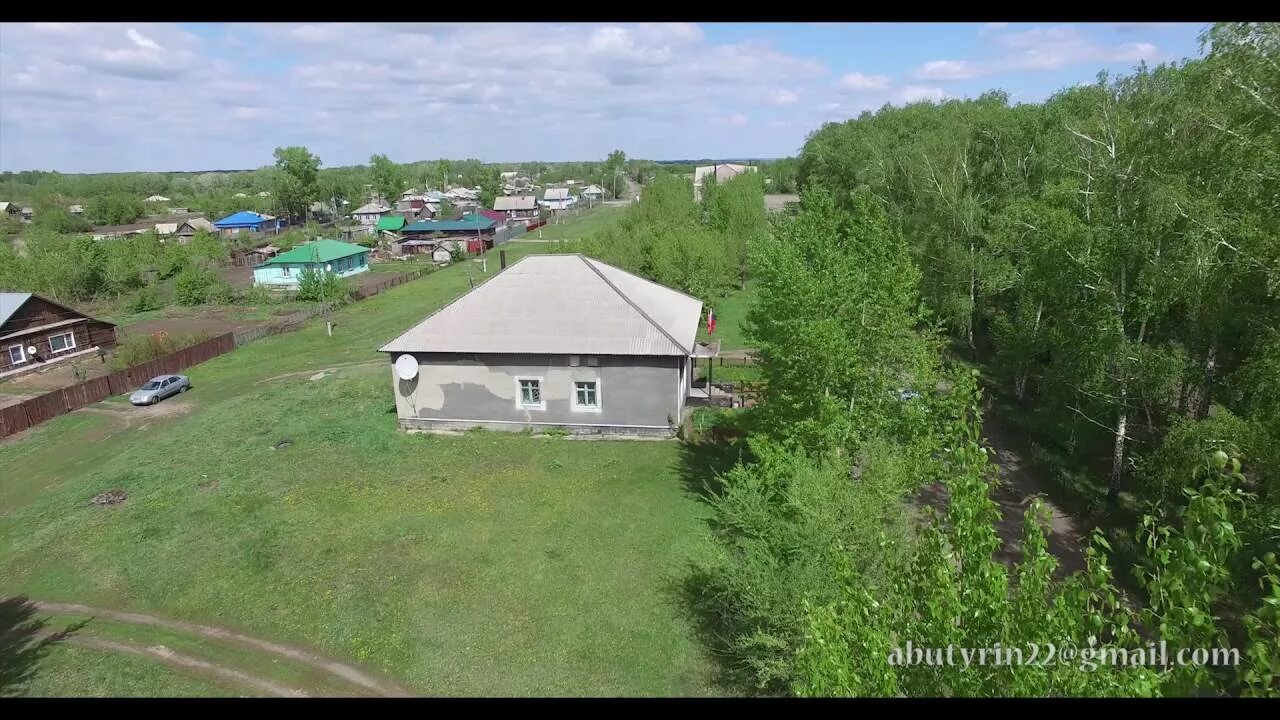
[913, 24, 1163, 81]
[1112, 22, 1178, 33]
[914, 60, 982, 80]
[127, 28, 164, 52]
[839, 71, 891, 91]
[0, 22, 836, 171]
[894, 85, 948, 104]
[980, 22, 1009, 37]
[767, 88, 799, 105]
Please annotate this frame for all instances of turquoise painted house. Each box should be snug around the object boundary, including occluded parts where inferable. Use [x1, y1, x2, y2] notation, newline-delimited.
[252, 239, 370, 288]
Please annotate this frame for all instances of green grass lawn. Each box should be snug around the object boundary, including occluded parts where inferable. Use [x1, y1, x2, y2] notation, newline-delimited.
[14, 643, 239, 698]
[0, 240, 719, 697]
[521, 206, 626, 243]
[697, 282, 757, 352]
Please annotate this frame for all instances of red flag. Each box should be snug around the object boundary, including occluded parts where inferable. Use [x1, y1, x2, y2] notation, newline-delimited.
[707, 308, 716, 335]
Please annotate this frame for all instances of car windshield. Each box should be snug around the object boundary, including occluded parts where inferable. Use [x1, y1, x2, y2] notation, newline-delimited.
[142, 381, 161, 390]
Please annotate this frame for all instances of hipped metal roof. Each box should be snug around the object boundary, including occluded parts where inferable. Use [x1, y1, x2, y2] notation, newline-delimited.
[379, 254, 703, 357]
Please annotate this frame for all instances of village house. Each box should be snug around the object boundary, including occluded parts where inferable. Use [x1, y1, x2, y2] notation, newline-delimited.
[68, 205, 85, 215]
[0, 202, 19, 217]
[251, 239, 370, 288]
[213, 210, 283, 238]
[379, 254, 702, 437]
[493, 195, 538, 220]
[20, 207, 33, 222]
[144, 194, 171, 203]
[539, 187, 576, 211]
[580, 184, 606, 201]
[397, 195, 426, 214]
[309, 202, 335, 223]
[693, 163, 758, 201]
[0, 293, 118, 379]
[351, 202, 390, 227]
[401, 214, 497, 254]
[376, 215, 408, 237]
[476, 209, 507, 225]
[174, 217, 215, 243]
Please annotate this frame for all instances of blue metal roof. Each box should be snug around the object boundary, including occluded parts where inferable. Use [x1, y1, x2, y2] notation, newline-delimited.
[403, 214, 496, 233]
[214, 210, 274, 228]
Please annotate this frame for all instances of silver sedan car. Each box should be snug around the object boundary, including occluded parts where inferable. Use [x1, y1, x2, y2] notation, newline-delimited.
[129, 374, 192, 405]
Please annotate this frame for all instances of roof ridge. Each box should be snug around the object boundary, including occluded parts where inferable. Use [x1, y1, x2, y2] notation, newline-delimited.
[377, 255, 528, 354]
[582, 256, 705, 306]
[576, 255, 691, 355]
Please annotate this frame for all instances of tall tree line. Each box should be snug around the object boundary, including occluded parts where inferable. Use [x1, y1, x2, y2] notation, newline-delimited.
[685, 22, 1278, 697]
[797, 23, 1279, 532]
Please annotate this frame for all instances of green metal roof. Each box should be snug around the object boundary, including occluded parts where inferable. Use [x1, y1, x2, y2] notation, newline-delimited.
[403, 214, 496, 233]
[375, 216, 406, 231]
[263, 239, 368, 266]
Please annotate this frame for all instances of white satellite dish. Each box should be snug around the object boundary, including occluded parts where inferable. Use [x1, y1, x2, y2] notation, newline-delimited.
[27, 346, 38, 356]
[394, 354, 419, 381]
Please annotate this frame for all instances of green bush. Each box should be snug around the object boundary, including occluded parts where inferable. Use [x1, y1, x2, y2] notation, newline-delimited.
[239, 283, 279, 305]
[126, 286, 164, 313]
[110, 331, 212, 370]
[174, 267, 233, 306]
[295, 267, 350, 303]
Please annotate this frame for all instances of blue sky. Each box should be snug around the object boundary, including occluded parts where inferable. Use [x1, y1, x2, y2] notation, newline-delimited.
[0, 22, 1207, 173]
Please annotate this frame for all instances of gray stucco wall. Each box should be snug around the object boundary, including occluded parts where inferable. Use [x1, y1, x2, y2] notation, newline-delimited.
[388, 353, 684, 435]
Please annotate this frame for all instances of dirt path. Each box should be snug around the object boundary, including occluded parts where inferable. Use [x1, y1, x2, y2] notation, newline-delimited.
[33, 601, 411, 697]
[42, 632, 310, 697]
[255, 359, 385, 385]
[982, 415, 1086, 576]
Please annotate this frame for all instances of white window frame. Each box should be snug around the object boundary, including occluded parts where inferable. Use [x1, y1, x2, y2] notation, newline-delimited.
[572, 378, 602, 413]
[48, 331, 76, 355]
[7, 344, 26, 365]
[515, 376, 545, 411]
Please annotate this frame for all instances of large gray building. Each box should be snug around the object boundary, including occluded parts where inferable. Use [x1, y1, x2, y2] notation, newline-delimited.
[379, 254, 703, 437]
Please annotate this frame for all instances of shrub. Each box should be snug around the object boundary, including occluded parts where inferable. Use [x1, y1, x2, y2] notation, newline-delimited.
[240, 283, 278, 305]
[110, 331, 212, 370]
[295, 267, 351, 303]
[174, 267, 233, 306]
[127, 286, 164, 313]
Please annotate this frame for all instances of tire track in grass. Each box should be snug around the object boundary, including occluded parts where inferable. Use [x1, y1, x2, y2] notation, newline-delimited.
[34, 601, 411, 697]
[38, 632, 309, 697]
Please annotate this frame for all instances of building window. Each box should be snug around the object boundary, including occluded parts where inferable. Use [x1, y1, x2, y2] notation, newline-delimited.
[48, 331, 76, 354]
[574, 381, 600, 410]
[7, 344, 25, 365]
[517, 378, 543, 409]
[282, 266, 291, 277]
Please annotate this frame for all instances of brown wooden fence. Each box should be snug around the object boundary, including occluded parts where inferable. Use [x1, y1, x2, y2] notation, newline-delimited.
[0, 266, 430, 439]
[0, 333, 235, 437]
